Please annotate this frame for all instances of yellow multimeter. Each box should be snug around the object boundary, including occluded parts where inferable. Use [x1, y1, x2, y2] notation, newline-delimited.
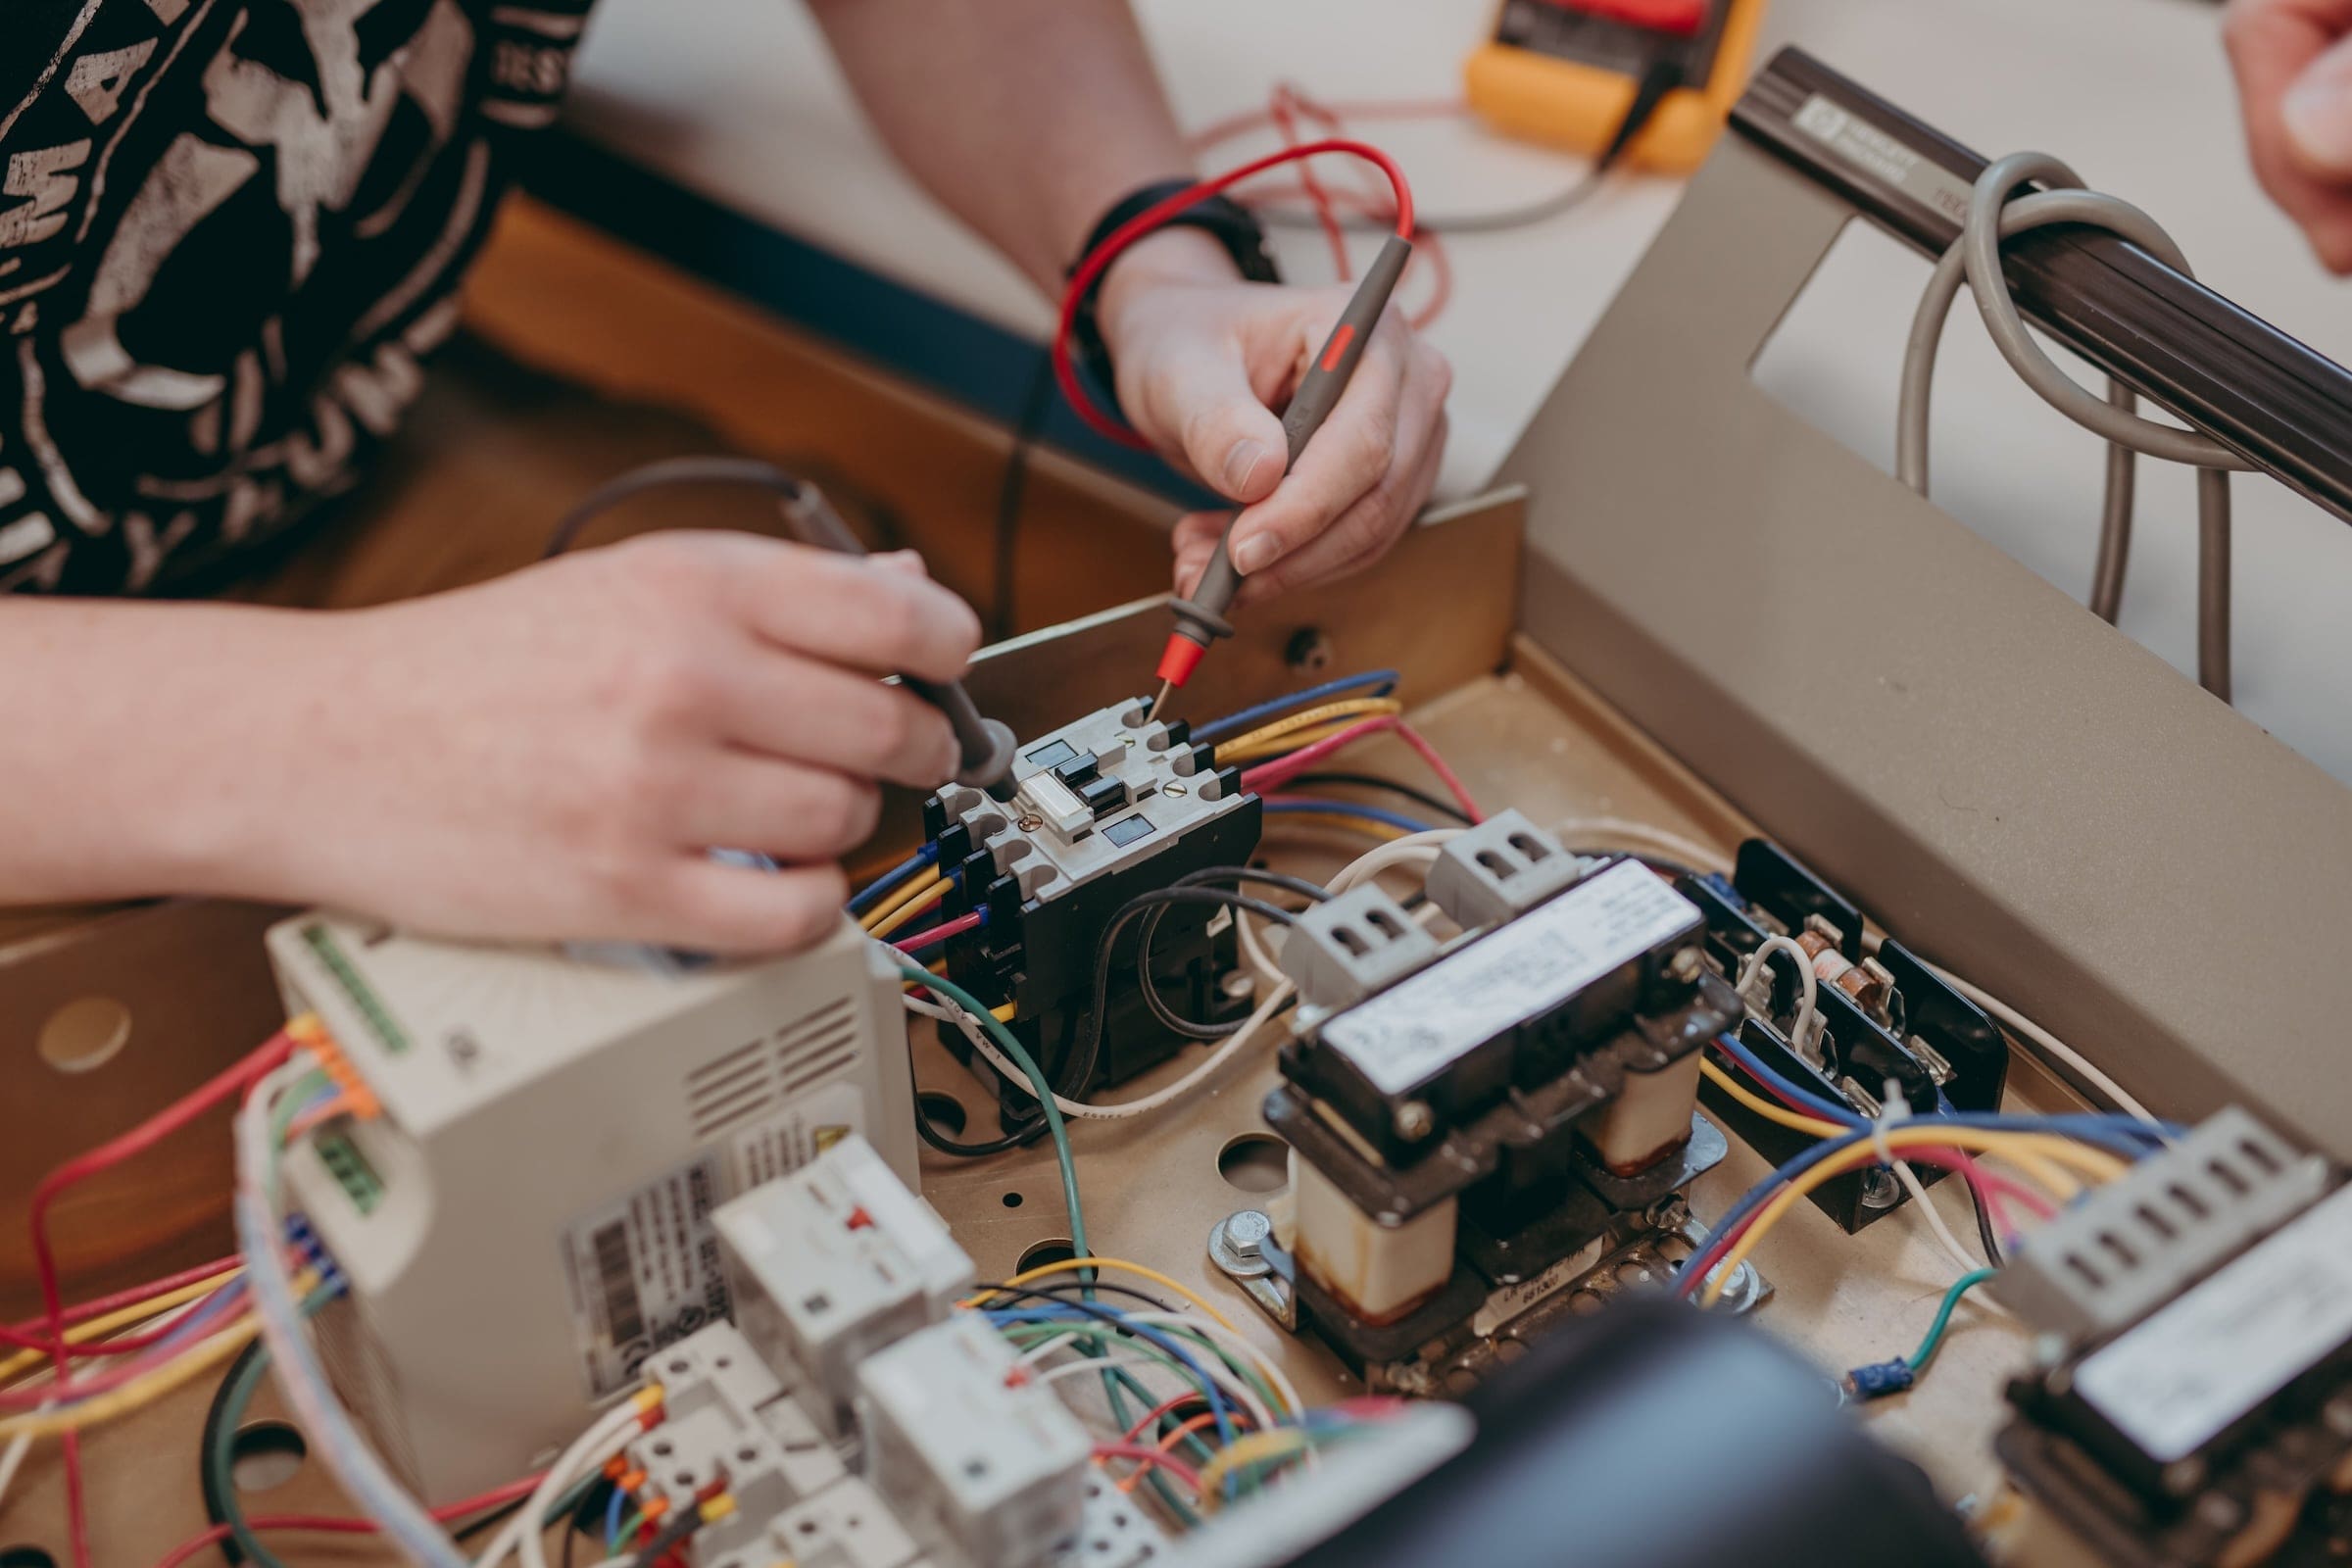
[1464, 0, 1768, 174]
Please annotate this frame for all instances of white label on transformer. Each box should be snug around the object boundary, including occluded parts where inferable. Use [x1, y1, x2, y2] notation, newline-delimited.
[559, 1152, 729, 1398]
[1318, 859, 1700, 1096]
[1470, 1237, 1605, 1339]
[727, 1082, 865, 1193]
[2075, 1183, 2352, 1462]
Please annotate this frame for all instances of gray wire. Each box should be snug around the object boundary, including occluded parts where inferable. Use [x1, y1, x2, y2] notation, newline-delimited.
[1897, 152, 2255, 703]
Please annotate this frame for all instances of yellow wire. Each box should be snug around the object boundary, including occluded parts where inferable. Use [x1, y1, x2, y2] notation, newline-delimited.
[1261, 810, 1409, 844]
[1699, 1057, 1846, 1138]
[1702, 1129, 2124, 1306]
[965, 1257, 1242, 1337]
[0, 1269, 319, 1441]
[1986, 1143, 2083, 1201]
[866, 876, 951, 940]
[1211, 699, 1402, 764]
[859, 866, 945, 932]
[1195, 1430, 1312, 1510]
[900, 975, 1015, 1023]
[0, 1270, 243, 1389]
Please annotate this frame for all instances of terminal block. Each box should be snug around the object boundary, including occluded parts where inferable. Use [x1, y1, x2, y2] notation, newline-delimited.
[923, 697, 1263, 1107]
[714, 1135, 973, 1438]
[856, 1314, 1094, 1568]
[624, 1322, 846, 1565]
[1250, 820, 1743, 1392]
[1993, 1109, 2352, 1567]
[1681, 837, 2012, 1233]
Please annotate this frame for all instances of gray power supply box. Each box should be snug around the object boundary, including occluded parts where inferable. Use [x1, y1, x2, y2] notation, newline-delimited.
[265, 911, 916, 1501]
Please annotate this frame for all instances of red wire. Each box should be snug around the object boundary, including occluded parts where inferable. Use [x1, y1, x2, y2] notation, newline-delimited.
[1054, 138, 1413, 450]
[1267, 87, 1349, 281]
[148, 1477, 545, 1568]
[893, 910, 984, 953]
[0, 1254, 244, 1357]
[29, 1026, 298, 1568]
[1241, 715, 1484, 823]
[1092, 1443, 1206, 1494]
[1118, 1390, 1212, 1443]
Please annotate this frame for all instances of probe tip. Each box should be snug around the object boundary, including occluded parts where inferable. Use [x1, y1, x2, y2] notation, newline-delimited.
[1147, 680, 1174, 724]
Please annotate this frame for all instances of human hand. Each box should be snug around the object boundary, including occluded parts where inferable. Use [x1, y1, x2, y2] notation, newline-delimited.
[1094, 230, 1451, 607]
[2226, 0, 2352, 270]
[249, 534, 981, 954]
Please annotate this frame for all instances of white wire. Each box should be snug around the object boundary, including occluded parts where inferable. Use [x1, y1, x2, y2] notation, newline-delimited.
[1548, 815, 1730, 874]
[1738, 932, 1821, 1059]
[911, 980, 1298, 1122]
[1892, 1161, 1991, 1276]
[1032, 1352, 1170, 1388]
[1112, 1309, 1305, 1425]
[1324, 829, 1461, 895]
[1011, 1324, 1278, 1435]
[1922, 961, 2162, 1128]
[507, 1399, 650, 1568]
[236, 1055, 470, 1568]
[0, 1428, 31, 1517]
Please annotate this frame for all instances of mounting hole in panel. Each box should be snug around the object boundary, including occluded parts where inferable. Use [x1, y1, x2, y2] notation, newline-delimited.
[1018, 1238, 1076, 1273]
[0, 1549, 58, 1568]
[230, 1420, 309, 1492]
[1002, 1192, 1023, 1208]
[917, 1092, 968, 1135]
[1216, 1133, 1289, 1195]
[36, 996, 130, 1075]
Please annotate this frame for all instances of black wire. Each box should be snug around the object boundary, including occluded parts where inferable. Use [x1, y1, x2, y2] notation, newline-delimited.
[914, 1090, 1049, 1157]
[991, 347, 1055, 642]
[1257, 58, 1683, 239]
[1282, 771, 1472, 826]
[1969, 1178, 2008, 1269]
[197, 1340, 265, 1567]
[541, 456, 808, 559]
[969, 1280, 1182, 1316]
[1136, 867, 1326, 1040]
[1058, 886, 1299, 1098]
[624, 1508, 704, 1568]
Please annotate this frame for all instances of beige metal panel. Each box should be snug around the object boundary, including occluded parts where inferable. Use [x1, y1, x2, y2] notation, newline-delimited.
[1500, 128, 2352, 1152]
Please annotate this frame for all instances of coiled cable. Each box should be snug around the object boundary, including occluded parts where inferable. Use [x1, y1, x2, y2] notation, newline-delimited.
[1898, 152, 2256, 702]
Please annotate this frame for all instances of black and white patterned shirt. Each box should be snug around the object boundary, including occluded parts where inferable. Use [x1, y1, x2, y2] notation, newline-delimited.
[0, 0, 592, 594]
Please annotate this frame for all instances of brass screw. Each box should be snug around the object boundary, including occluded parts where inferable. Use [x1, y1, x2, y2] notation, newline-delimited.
[1164, 781, 1189, 798]
[1016, 814, 1043, 832]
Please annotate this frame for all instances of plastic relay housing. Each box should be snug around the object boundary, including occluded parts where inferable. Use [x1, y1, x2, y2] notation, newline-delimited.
[855, 1314, 1094, 1568]
[923, 698, 1263, 1103]
[1994, 1108, 2352, 1566]
[712, 1134, 973, 1438]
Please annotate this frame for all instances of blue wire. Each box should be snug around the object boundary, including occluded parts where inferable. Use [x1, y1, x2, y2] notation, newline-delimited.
[847, 842, 939, 915]
[1190, 669, 1400, 745]
[604, 1478, 627, 1550]
[1262, 797, 1432, 835]
[1709, 1033, 1865, 1128]
[983, 1304, 1242, 1449]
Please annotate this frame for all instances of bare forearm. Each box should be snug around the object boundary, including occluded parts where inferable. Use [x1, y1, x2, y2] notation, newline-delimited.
[0, 600, 319, 904]
[808, 0, 1215, 292]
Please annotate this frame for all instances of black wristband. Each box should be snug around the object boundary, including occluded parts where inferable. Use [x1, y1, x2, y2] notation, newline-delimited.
[1066, 182, 1281, 416]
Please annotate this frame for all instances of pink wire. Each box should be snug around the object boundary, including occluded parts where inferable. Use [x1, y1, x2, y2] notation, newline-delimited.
[894, 910, 984, 953]
[1242, 715, 1484, 822]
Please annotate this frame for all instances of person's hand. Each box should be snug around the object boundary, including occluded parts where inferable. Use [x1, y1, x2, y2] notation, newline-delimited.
[2226, 0, 2352, 270]
[1094, 229, 1452, 607]
[244, 533, 981, 954]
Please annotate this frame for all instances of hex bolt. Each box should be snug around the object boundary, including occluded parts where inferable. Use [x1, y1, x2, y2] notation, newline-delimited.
[1225, 1210, 1271, 1259]
[1394, 1101, 1435, 1140]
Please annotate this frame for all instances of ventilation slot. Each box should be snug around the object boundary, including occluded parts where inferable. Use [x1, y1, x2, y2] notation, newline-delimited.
[689, 1038, 778, 1141]
[683, 998, 864, 1141]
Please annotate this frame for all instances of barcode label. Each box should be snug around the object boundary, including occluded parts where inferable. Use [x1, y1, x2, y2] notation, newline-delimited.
[559, 1152, 728, 1397]
[591, 1222, 644, 1346]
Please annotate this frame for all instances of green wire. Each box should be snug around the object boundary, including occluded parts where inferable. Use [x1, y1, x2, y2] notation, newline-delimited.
[897, 959, 1084, 1254]
[1908, 1268, 1998, 1374]
[266, 1067, 335, 1147]
[890, 956, 1218, 1519]
[208, 1279, 610, 1568]
[604, 1506, 644, 1557]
